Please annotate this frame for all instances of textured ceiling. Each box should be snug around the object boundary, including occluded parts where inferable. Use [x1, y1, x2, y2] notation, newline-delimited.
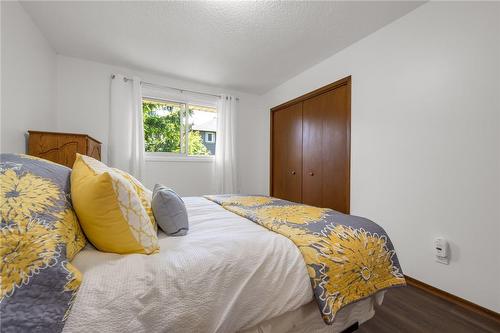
[20, 1, 423, 94]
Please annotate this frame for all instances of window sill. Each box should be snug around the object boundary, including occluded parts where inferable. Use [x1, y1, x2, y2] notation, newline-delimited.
[145, 153, 214, 163]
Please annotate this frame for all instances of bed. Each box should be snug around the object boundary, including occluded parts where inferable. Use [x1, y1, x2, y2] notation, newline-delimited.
[63, 197, 385, 333]
[1, 154, 401, 333]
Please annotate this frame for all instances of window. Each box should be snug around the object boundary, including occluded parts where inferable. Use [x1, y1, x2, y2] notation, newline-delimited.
[142, 98, 217, 156]
[205, 132, 215, 143]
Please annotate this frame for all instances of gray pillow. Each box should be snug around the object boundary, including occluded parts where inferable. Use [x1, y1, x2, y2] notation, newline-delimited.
[152, 184, 189, 236]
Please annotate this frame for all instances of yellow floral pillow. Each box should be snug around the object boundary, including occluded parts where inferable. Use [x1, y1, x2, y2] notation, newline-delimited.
[71, 154, 159, 254]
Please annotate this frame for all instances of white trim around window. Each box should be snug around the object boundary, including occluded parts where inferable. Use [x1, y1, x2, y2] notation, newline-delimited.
[205, 132, 215, 143]
[145, 152, 214, 163]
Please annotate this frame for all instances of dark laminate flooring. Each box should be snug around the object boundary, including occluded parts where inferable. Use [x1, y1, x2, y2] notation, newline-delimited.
[357, 285, 500, 333]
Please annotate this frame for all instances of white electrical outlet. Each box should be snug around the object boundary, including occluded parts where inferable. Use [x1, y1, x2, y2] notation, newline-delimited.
[434, 237, 449, 265]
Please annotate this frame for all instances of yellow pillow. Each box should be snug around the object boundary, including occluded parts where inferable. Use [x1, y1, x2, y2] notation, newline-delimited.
[71, 154, 159, 254]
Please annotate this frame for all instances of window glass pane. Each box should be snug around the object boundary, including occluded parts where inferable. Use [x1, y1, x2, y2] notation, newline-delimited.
[188, 104, 217, 156]
[143, 98, 184, 153]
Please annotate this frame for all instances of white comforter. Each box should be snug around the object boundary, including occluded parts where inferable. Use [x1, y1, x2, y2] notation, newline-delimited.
[64, 197, 313, 333]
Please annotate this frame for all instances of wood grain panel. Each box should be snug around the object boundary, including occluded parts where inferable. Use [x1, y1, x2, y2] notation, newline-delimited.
[58, 135, 86, 168]
[302, 82, 350, 212]
[28, 132, 60, 162]
[28, 131, 102, 168]
[270, 76, 350, 212]
[321, 85, 349, 213]
[302, 96, 324, 207]
[271, 76, 351, 112]
[271, 103, 303, 202]
[285, 103, 303, 203]
[272, 109, 287, 199]
[87, 139, 102, 161]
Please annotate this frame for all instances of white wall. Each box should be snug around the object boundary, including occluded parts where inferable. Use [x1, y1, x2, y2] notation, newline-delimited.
[56, 55, 260, 195]
[0, 1, 57, 153]
[239, 2, 500, 311]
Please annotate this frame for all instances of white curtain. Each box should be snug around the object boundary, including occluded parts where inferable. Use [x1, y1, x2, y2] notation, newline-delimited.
[215, 95, 237, 194]
[108, 74, 145, 180]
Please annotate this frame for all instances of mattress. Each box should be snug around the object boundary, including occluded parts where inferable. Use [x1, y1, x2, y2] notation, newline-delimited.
[64, 197, 382, 332]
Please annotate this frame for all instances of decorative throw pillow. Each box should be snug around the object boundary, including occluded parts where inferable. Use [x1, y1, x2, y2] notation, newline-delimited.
[71, 154, 159, 254]
[0, 153, 86, 332]
[112, 167, 157, 232]
[152, 184, 189, 236]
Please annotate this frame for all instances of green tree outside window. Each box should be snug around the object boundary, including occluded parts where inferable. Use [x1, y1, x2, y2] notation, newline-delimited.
[143, 100, 211, 156]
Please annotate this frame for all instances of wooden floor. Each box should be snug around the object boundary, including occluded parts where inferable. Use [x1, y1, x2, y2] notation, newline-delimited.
[357, 285, 500, 333]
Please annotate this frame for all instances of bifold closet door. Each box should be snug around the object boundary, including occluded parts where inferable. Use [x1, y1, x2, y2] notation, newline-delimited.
[271, 103, 303, 203]
[302, 84, 350, 213]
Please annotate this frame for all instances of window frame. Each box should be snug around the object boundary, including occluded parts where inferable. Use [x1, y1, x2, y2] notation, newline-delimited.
[142, 95, 216, 162]
[205, 132, 215, 143]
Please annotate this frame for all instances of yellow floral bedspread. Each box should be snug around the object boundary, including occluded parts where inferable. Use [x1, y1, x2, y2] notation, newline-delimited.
[205, 195, 406, 324]
[1, 154, 86, 332]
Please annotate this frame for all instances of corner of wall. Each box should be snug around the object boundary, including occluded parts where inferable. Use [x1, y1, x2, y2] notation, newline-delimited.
[1, 0, 58, 153]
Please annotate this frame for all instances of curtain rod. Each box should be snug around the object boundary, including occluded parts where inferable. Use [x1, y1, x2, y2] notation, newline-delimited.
[111, 74, 239, 100]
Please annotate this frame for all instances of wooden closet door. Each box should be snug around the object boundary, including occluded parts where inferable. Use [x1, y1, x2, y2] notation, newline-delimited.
[302, 95, 324, 207]
[302, 85, 350, 213]
[271, 103, 303, 203]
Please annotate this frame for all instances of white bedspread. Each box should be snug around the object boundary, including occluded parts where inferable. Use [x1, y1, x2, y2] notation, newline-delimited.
[64, 197, 313, 332]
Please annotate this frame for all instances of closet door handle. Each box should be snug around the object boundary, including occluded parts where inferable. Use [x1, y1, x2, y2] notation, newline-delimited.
[308, 171, 314, 176]
[291, 170, 296, 175]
